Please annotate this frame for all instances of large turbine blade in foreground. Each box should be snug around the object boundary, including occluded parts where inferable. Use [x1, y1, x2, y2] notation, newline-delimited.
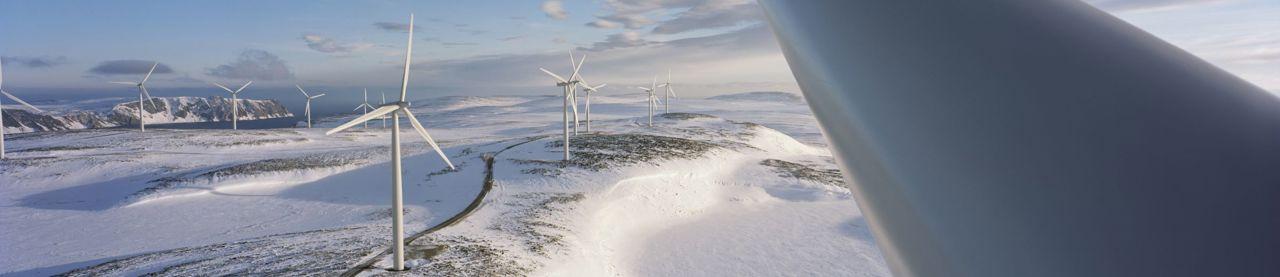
[760, 1, 1280, 276]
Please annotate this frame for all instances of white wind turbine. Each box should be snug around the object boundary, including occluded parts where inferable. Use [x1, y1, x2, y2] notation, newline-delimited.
[211, 81, 253, 130]
[295, 84, 326, 128]
[325, 14, 454, 272]
[657, 69, 677, 113]
[578, 77, 606, 132]
[637, 76, 661, 127]
[353, 89, 375, 128]
[1, 62, 46, 160]
[108, 62, 161, 132]
[539, 50, 587, 160]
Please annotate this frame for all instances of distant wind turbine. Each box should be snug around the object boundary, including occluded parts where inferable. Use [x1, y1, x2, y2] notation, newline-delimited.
[578, 77, 606, 132]
[1, 61, 45, 159]
[325, 14, 454, 272]
[637, 76, 661, 127]
[657, 69, 676, 113]
[211, 81, 253, 130]
[109, 62, 161, 132]
[353, 89, 375, 128]
[295, 84, 326, 128]
[539, 50, 587, 160]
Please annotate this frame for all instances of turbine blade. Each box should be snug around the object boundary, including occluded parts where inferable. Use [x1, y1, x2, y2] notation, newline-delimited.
[595, 84, 608, 90]
[140, 86, 159, 110]
[211, 82, 235, 93]
[569, 92, 579, 116]
[397, 13, 415, 102]
[1, 90, 44, 112]
[668, 86, 676, 98]
[312, 93, 326, 98]
[235, 81, 253, 93]
[569, 54, 586, 82]
[140, 62, 158, 85]
[657, 83, 668, 88]
[540, 68, 568, 83]
[353, 105, 364, 112]
[326, 105, 400, 135]
[296, 84, 310, 97]
[402, 108, 455, 169]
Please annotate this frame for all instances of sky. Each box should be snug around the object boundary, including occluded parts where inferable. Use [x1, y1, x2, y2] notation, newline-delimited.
[1, 0, 1277, 101]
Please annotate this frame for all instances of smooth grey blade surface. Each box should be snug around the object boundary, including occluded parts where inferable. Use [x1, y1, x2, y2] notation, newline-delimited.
[760, 1, 1280, 276]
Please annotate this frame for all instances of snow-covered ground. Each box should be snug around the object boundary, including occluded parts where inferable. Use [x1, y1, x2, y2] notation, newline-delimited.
[0, 91, 886, 276]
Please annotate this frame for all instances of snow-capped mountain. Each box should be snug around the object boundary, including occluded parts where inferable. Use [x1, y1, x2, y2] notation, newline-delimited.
[2, 96, 293, 133]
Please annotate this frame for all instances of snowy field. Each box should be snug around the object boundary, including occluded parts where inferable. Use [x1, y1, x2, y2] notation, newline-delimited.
[0, 91, 887, 276]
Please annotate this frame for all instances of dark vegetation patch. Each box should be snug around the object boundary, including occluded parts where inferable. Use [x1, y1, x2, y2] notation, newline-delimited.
[57, 226, 385, 277]
[397, 236, 531, 276]
[132, 148, 387, 200]
[522, 134, 721, 172]
[490, 192, 586, 256]
[204, 138, 309, 148]
[12, 145, 102, 153]
[760, 159, 845, 186]
[659, 112, 717, 120]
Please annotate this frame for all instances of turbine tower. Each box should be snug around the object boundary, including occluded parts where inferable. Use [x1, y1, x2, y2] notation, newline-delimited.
[579, 77, 606, 132]
[109, 62, 160, 132]
[211, 81, 253, 130]
[353, 89, 375, 128]
[636, 76, 660, 127]
[539, 51, 586, 160]
[1, 62, 45, 159]
[295, 84, 326, 128]
[325, 14, 454, 272]
[657, 69, 676, 113]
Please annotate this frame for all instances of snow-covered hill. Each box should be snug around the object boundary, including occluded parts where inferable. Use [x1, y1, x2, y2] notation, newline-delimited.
[0, 93, 884, 276]
[2, 96, 293, 133]
[706, 91, 805, 102]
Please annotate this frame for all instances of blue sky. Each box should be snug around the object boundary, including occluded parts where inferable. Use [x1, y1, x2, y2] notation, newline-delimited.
[2, 0, 1277, 98]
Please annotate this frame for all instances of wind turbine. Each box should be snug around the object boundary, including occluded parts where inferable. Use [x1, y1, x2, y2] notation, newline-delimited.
[109, 62, 160, 132]
[353, 89, 375, 128]
[211, 81, 253, 130]
[539, 50, 586, 160]
[325, 14, 454, 272]
[657, 69, 676, 113]
[579, 77, 606, 132]
[295, 84, 326, 128]
[1, 62, 45, 159]
[636, 76, 661, 127]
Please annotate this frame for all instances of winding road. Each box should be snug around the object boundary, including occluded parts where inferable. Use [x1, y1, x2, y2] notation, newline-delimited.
[340, 136, 544, 276]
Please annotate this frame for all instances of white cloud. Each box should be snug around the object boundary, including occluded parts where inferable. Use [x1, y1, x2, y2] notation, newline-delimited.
[541, 0, 568, 20]
[586, 19, 623, 29]
[1086, 0, 1233, 12]
[301, 34, 374, 54]
[394, 24, 797, 96]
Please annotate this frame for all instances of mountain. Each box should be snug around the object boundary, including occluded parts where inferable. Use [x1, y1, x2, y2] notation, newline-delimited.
[2, 96, 293, 133]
